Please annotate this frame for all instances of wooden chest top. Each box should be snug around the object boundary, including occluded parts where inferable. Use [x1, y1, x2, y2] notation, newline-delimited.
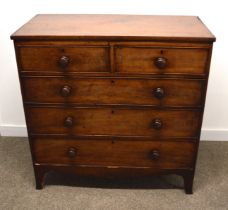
[11, 14, 215, 42]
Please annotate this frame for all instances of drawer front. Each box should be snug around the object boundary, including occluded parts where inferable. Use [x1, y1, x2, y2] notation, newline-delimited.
[115, 47, 208, 75]
[33, 138, 195, 168]
[18, 46, 110, 72]
[26, 107, 201, 138]
[22, 77, 204, 107]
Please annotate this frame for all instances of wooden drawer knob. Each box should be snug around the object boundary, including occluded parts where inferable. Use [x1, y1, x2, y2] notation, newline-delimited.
[152, 119, 163, 130]
[154, 57, 167, 69]
[150, 150, 160, 160]
[64, 116, 73, 128]
[67, 147, 77, 158]
[59, 55, 70, 68]
[154, 87, 165, 99]
[60, 85, 71, 97]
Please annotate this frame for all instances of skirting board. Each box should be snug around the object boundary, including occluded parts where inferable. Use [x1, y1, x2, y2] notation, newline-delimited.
[0, 124, 228, 141]
[0, 124, 28, 137]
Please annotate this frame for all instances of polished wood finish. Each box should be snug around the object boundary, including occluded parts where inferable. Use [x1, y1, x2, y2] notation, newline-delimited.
[150, 150, 160, 161]
[64, 116, 74, 128]
[115, 47, 208, 75]
[18, 46, 110, 72]
[11, 14, 215, 42]
[151, 119, 163, 130]
[67, 147, 77, 158]
[33, 138, 194, 168]
[154, 57, 167, 69]
[26, 107, 201, 138]
[154, 87, 165, 99]
[11, 15, 215, 194]
[60, 85, 71, 97]
[21, 77, 205, 107]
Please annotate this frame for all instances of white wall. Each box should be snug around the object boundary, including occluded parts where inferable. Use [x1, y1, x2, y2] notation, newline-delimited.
[0, 0, 227, 140]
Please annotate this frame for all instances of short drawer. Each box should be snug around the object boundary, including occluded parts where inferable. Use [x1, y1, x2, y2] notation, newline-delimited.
[26, 107, 201, 138]
[22, 77, 205, 107]
[33, 138, 195, 168]
[115, 46, 208, 75]
[18, 46, 110, 73]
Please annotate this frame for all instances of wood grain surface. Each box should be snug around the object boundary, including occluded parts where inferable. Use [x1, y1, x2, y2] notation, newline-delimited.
[21, 77, 205, 107]
[115, 47, 209, 74]
[26, 107, 201, 138]
[11, 14, 215, 42]
[11, 15, 215, 193]
[33, 138, 194, 168]
[18, 46, 110, 72]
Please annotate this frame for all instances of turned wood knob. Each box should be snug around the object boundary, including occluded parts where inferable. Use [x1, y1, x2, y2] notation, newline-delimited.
[154, 57, 167, 69]
[154, 87, 165, 99]
[152, 119, 163, 130]
[64, 116, 73, 128]
[59, 55, 70, 68]
[150, 150, 160, 160]
[60, 85, 71, 97]
[68, 147, 77, 158]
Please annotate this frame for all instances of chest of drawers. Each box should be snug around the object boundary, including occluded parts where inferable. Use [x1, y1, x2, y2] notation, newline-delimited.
[11, 14, 215, 194]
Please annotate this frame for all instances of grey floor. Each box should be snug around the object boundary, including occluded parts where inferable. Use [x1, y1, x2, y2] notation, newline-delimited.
[0, 137, 227, 210]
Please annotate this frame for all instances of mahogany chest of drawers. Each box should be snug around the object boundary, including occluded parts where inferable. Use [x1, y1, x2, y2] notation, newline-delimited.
[11, 14, 215, 194]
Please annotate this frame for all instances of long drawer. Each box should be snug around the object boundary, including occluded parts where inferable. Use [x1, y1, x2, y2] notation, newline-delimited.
[33, 138, 195, 168]
[115, 46, 208, 75]
[18, 46, 110, 73]
[26, 107, 201, 138]
[21, 77, 205, 107]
